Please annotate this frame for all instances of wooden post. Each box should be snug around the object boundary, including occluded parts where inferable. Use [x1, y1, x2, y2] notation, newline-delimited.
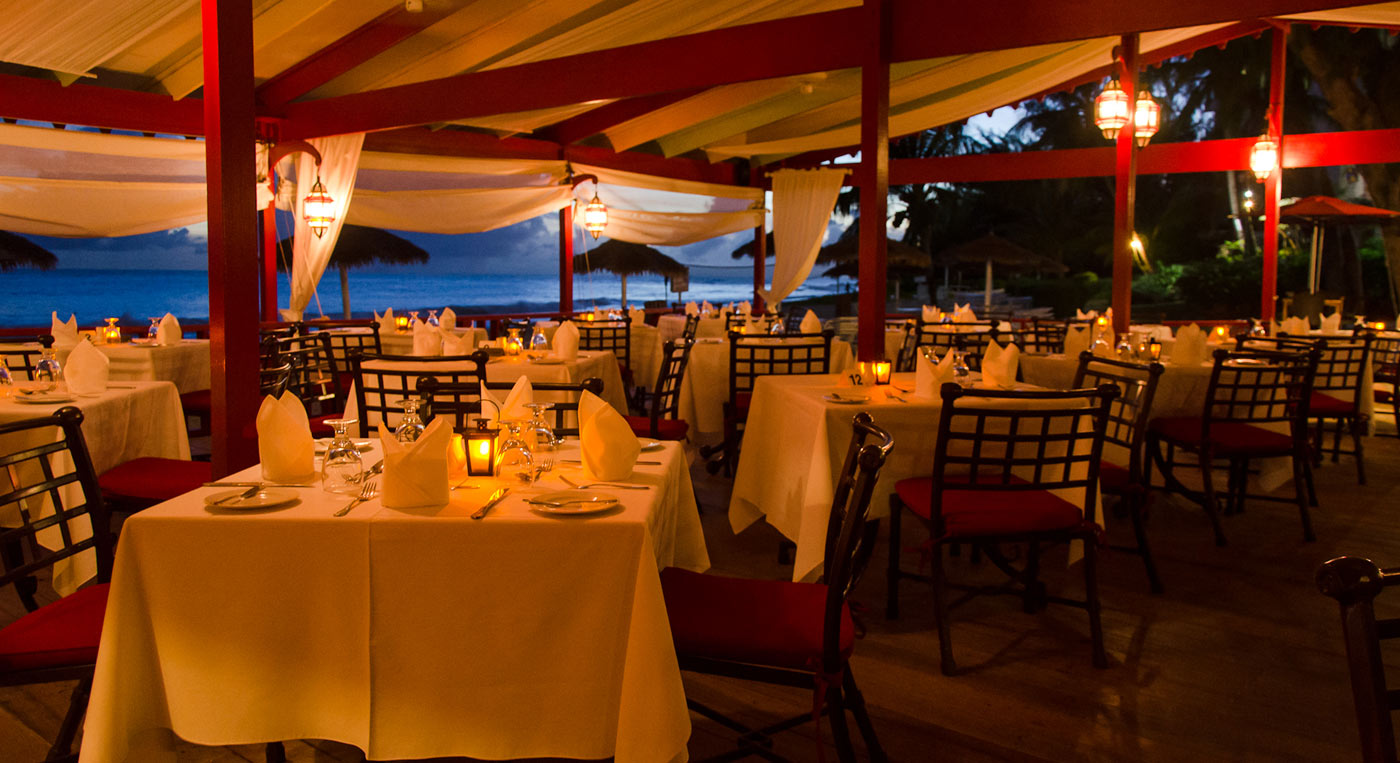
[1110, 34, 1139, 338]
[559, 205, 574, 315]
[1262, 25, 1288, 322]
[260, 203, 278, 322]
[202, 0, 260, 477]
[752, 225, 767, 315]
[857, 0, 890, 361]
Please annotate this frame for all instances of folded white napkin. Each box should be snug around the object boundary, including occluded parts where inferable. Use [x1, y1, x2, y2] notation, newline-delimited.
[1281, 316, 1311, 336]
[683, 302, 698, 316]
[981, 341, 1020, 389]
[914, 349, 956, 398]
[578, 390, 640, 481]
[701, 300, 713, 315]
[50, 312, 80, 348]
[156, 313, 182, 346]
[553, 320, 580, 360]
[799, 309, 822, 334]
[479, 375, 533, 425]
[375, 308, 395, 332]
[1064, 325, 1092, 357]
[1171, 323, 1209, 366]
[376, 418, 450, 509]
[257, 392, 315, 483]
[921, 305, 942, 323]
[439, 307, 457, 331]
[278, 308, 303, 322]
[738, 300, 751, 316]
[1320, 312, 1343, 334]
[953, 303, 977, 323]
[629, 307, 646, 325]
[63, 339, 108, 395]
[1075, 308, 1098, 321]
[745, 317, 765, 335]
[440, 328, 472, 355]
[412, 320, 442, 356]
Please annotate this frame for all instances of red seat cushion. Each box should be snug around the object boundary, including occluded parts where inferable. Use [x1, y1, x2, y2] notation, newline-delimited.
[0, 583, 108, 672]
[894, 476, 1085, 538]
[660, 567, 853, 671]
[179, 389, 210, 414]
[624, 415, 689, 441]
[98, 458, 212, 503]
[1098, 461, 1132, 494]
[1149, 416, 1295, 455]
[1310, 391, 1357, 417]
[1377, 389, 1395, 404]
[309, 411, 344, 438]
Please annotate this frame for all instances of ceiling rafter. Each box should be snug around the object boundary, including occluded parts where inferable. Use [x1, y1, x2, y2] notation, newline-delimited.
[0, 72, 202, 135]
[538, 88, 705, 146]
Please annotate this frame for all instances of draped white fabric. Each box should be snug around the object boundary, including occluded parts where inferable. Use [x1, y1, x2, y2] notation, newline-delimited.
[290, 133, 363, 317]
[761, 167, 847, 306]
[0, 176, 207, 236]
[347, 186, 573, 234]
[598, 207, 764, 247]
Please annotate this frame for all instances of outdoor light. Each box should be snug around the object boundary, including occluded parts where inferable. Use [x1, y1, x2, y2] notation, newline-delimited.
[395, 315, 409, 333]
[1093, 79, 1131, 141]
[302, 176, 336, 238]
[581, 193, 608, 239]
[1243, 190, 1255, 214]
[873, 360, 892, 385]
[1148, 338, 1162, 360]
[1250, 135, 1279, 182]
[465, 418, 499, 476]
[1133, 91, 1160, 146]
[1212, 325, 1230, 343]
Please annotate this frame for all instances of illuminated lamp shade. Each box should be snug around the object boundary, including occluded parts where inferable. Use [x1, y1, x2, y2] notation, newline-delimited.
[1250, 135, 1279, 182]
[1093, 79, 1131, 141]
[1133, 92, 1160, 146]
[303, 177, 336, 238]
[582, 193, 608, 239]
[465, 418, 499, 477]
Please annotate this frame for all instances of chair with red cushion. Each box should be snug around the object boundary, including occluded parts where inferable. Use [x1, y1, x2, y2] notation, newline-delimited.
[662, 412, 893, 762]
[1148, 346, 1319, 546]
[1072, 352, 1166, 593]
[625, 338, 692, 441]
[1316, 555, 1400, 763]
[98, 457, 212, 510]
[1373, 332, 1400, 437]
[0, 406, 114, 762]
[886, 383, 1118, 675]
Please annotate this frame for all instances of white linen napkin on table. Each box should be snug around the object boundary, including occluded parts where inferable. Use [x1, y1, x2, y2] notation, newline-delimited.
[914, 349, 956, 398]
[256, 392, 315, 483]
[1075, 308, 1098, 321]
[1171, 323, 1209, 366]
[1281, 316, 1311, 336]
[50, 312, 80, 348]
[156, 313, 182, 346]
[376, 418, 450, 509]
[738, 300, 751, 316]
[1320, 312, 1343, 334]
[578, 390, 640, 481]
[412, 320, 442, 356]
[981, 341, 1020, 389]
[953, 303, 977, 322]
[701, 300, 713, 315]
[629, 307, 646, 325]
[553, 320, 579, 361]
[1064, 324, 1092, 357]
[921, 305, 942, 323]
[63, 339, 109, 395]
[684, 302, 698, 316]
[479, 376, 533, 425]
[439, 307, 457, 331]
[440, 328, 473, 355]
[374, 308, 395, 332]
[799, 309, 822, 334]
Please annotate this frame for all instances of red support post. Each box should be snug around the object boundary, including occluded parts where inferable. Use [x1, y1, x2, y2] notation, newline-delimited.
[857, 0, 891, 362]
[1110, 35, 1139, 337]
[752, 225, 767, 315]
[1262, 25, 1288, 322]
[559, 205, 574, 315]
[260, 203, 278, 322]
[202, 0, 260, 477]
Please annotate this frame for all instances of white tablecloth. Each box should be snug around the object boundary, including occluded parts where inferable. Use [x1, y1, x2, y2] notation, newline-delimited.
[0, 381, 189, 594]
[2, 340, 212, 394]
[657, 313, 727, 342]
[677, 338, 855, 445]
[376, 327, 489, 356]
[537, 321, 662, 388]
[81, 439, 706, 763]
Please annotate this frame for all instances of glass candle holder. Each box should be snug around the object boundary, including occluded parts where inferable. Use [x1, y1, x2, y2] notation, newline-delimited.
[395, 315, 410, 333]
[465, 418, 499, 476]
[872, 360, 892, 385]
[1148, 338, 1162, 361]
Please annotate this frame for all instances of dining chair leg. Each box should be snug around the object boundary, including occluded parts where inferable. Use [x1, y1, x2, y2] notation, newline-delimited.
[1293, 454, 1317, 542]
[1223, 459, 1241, 516]
[47, 675, 91, 762]
[885, 497, 903, 620]
[0, 538, 39, 612]
[1127, 491, 1164, 594]
[1022, 540, 1041, 614]
[1352, 415, 1367, 485]
[826, 684, 857, 763]
[1197, 450, 1228, 546]
[264, 742, 287, 763]
[1303, 454, 1320, 507]
[931, 542, 957, 676]
[1083, 538, 1108, 670]
[843, 669, 887, 762]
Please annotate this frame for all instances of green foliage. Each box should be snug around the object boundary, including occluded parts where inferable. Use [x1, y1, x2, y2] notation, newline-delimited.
[1132, 264, 1184, 304]
[1005, 272, 1103, 318]
[1173, 253, 1269, 317]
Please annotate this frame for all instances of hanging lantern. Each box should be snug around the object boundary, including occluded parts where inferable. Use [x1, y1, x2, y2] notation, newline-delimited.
[1133, 91, 1160, 146]
[302, 177, 336, 238]
[1250, 135, 1279, 182]
[1093, 79, 1131, 141]
[581, 193, 608, 239]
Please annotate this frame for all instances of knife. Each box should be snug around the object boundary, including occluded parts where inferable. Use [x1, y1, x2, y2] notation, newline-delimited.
[214, 485, 261, 506]
[203, 481, 316, 488]
[560, 459, 662, 466]
[471, 487, 510, 520]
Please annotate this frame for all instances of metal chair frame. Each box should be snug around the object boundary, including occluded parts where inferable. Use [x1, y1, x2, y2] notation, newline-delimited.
[349, 351, 489, 438]
[417, 375, 604, 438]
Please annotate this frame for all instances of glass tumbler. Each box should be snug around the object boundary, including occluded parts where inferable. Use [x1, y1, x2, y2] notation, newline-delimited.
[321, 419, 364, 495]
[395, 397, 426, 443]
[34, 349, 61, 393]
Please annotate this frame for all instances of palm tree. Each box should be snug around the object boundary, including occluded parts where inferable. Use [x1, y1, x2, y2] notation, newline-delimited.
[0, 231, 57, 272]
[279, 225, 428, 318]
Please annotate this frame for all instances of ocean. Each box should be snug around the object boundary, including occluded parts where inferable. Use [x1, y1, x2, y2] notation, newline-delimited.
[1, 266, 846, 327]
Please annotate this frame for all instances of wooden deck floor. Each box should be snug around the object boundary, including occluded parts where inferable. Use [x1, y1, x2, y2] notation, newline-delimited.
[6, 419, 1400, 761]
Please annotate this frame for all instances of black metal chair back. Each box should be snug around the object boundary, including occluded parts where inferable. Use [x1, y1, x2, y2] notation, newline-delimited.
[1317, 555, 1400, 763]
[578, 316, 631, 369]
[1280, 334, 1371, 410]
[0, 334, 55, 381]
[681, 314, 700, 340]
[1201, 347, 1318, 438]
[261, 332, 340, 408]
[1021, 320, 1069, 355]
[350, 351, 489, 438]
[727, 329, 834, 405]
[307, 320, 383, 381]
[639, 339, 693, 434]
[1072, 353, 1164, 478]
[909, 319, 1001, 371]
[418, 375, 604, 438]
[725, 312, 779, 333]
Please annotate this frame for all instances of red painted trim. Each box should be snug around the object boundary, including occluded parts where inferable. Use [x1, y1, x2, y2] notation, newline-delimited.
[1110, 35, 1139, 336]
[540, 88, 705, 146]
[261, 204, 278, 322]
[559, 205, 574, 314]
[858, 0, 891, 362]
[257, 4, 459, 110]
[363, 127, 561, 161]
[1262, 25, 1288, 321]
[752, 222, 767, 315]
[0, 72, 203, 135]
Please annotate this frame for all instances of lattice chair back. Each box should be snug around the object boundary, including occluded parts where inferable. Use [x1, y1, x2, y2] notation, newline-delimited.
[0, 334, 55, 381]
[1021, 320, 1069, 355]
[350, 350, 489, 438]
[309, 320, 383, 379]
[821, 412, 895, 608]
[1072, 353, 1164, 477]
[682, 314, 700, 340]
[650, 338, 694, 422]
[262, 331, 340, 408]
[419, 376, 604, 439]
[259, 362, 293, 399]
[1372, 332, 1400, 376]
[725, 312, 779, 333]
[727, 329, 835, 404]
[910, 319, 1000, 370]
[578, 315, 631, 368]
[1317, 556, 1400, 763]
[1202, 347, 1319, 437]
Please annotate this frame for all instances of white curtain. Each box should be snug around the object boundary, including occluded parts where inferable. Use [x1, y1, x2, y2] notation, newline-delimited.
[347, 185, 572, 234]
[290, 133, 363, 317]
[0, 176, 206, 236]
[761, 167, 847, 306]
[602, 207, 764, 246]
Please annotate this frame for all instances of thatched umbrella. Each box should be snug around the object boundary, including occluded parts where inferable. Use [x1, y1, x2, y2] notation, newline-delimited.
[817, 222, 931, 303]
[935, 233, 1067, 307]
[279, 224, 429, 318]
[1280, 195, 1400, 293]
[0, 231, 57, 272]
[730, 231, 775, 259]
[574, 238, 688, 307]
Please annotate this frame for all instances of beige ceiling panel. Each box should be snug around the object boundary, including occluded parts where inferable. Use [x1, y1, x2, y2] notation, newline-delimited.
[1279, 2, 1400, 25]
[453, 100, 616, 134]
[604, 76, 815, 152]
[0, 0, 196, 76]
[100, 4, 202, 78]
[655, 71, 863, 157]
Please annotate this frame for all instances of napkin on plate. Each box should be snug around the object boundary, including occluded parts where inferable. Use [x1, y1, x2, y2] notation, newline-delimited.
[914, 348, 956, 398]
[479, 375, 533, 424]
[50, 312, 80, 349]
[799, 309, 822, 333]
[738, 300, 751, 316]
[921, 304, 942, 323]
[1320, 312, 1343, 334]
[376, 418, 450, 509]
[440, 328, 473, 355]
[1171, 323, 1209, 366]
[256, 391, 315, 483]
[439, 307, 457, 331]
[1075, 308, 1098, 321]
[685, 302, 699, 316]
[981, 341, 1020, 389]
[701, 300, 713, 315]
[63, 338, 109, 395]
[629, 307, 646, 325]
[578, 390, 640, 481]
[375, 308, 395, 332]
[953, 303, 977, 322]
[553, 320, 580, 360]
[1064, 324, 1092, 357]
[412, 320, 442, 356]
[156, 313, 182, 346]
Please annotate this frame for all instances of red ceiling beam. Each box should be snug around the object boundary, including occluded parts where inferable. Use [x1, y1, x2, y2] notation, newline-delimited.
[563, 144, 739, 186]
[0, 72, 203, 135]
[257, 3, 459, 110]
[538, 88, 705, 146]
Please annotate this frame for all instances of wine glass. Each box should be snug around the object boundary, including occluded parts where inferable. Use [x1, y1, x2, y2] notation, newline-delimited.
[395, 397, 426, 443]
[1115, 336, 1133, 360]
[104, 317, 120, 344]
[320, 419, 364, 495]
[530, 324, 549, 354]
[0, 358, 13, 395]
[497, 418, 535, 482]
[951, 350, 970, 379]
[522, 402, 559, 451]
[410, 311, 420, 326]
[427, 309, 440, 327]
[34, 349, 61, 393]
[147, 317, 161, 341]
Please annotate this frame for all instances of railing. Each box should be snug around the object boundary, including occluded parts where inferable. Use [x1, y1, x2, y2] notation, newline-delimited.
[0, 323, 211, 341]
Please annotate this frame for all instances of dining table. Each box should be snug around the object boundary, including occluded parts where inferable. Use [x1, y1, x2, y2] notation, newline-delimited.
[532, 320, 662, 390]
[657, 313, 727, 342]
[0, 339, 211, 394]
[79, 437, 707, 763]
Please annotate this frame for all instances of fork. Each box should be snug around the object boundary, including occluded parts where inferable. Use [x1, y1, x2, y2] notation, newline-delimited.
[334, 479, 378, 517]
[560, 474, 650, 490]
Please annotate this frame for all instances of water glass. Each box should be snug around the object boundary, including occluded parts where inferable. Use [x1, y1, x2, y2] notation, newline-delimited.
[321, 418, 364, 495]
[0, 358, 13, 392]
[497, 418, 535, 482]
[530, 324, 549, 353]
[395, 397, 426, 443]
[427, 309, 440, 327]
[523, 402, 558, 451]
[147, 316, 161, 340]
[34, 349, 61, 393]
[952, 350, 970, 379]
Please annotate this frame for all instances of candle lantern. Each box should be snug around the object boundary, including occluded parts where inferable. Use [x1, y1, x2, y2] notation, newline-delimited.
[872, 360, 892, 385]
[395, 315, 410, 333]
[1148, 338, 1162, 361]
[1370, 321, 1387, 331]
[465, 418, 499, 476]
[1212, 325, 1230, 343]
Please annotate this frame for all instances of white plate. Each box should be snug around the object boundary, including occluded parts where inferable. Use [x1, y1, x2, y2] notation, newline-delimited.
[13, 393, 76, 404]
[638, 438, 663, 452]
[526, 489, 619, 515]
[823, 393, 870, 405]
[314, 439, 374, 453]
[203, 487, 299, 511]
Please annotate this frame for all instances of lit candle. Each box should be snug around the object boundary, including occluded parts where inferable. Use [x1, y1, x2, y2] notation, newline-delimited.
[873, 360, 892, 385]
[1212, 325, 1229, 343]
[1370, 321, 1387, 331]
[465, 419, 498, 476]
[395, 315, 410, 333]
[1148, 338, 1162, 361]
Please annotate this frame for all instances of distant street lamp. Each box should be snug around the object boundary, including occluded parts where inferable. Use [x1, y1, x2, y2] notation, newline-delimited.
[1251, 135, 1279, 182]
